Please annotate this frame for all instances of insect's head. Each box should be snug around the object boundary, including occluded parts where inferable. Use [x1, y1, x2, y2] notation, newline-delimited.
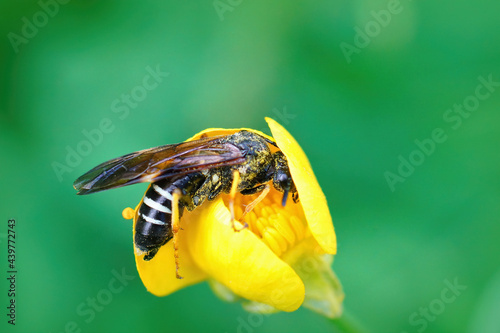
[272, 151, 297, 206]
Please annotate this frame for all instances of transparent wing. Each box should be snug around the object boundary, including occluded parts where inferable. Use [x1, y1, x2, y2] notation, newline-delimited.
[73, 135, 244, 195]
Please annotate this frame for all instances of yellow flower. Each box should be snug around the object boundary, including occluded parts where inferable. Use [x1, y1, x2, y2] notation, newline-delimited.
[122, 118, 344, 317]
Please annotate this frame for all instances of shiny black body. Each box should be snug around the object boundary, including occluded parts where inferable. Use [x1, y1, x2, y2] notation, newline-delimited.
[74, 130, 298, 261]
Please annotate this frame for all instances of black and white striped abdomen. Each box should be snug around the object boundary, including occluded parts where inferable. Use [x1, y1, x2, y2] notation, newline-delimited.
[138, 181, 174, 226]
[134, 173, 206, 261]
[134, 178, 178, 259]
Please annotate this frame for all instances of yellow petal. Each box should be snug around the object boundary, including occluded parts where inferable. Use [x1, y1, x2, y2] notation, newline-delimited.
[265, 117, 337, 254]
[133, 198, 207, 296]
[184, 197, 305, 312]
[282, 238, 344, 318]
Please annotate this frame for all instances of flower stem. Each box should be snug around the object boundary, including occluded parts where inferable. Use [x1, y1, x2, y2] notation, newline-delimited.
[328, 310, 368, 333]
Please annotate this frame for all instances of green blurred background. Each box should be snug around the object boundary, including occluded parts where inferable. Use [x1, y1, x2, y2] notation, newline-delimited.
[1, 1, 499, 332]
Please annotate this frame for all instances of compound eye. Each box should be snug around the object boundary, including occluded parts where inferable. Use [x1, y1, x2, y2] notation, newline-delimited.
[274, 172, 291, 192]
[277, 172, 288, 184]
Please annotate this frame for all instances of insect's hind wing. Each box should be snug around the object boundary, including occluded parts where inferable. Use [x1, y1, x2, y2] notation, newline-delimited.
[73, 135, 245, 195]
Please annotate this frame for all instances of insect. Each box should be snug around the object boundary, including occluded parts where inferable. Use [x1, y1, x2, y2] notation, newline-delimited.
[74, 130, 299, 276]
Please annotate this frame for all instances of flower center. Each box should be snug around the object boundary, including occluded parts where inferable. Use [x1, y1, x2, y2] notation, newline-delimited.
[222, 188, 308, 257]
